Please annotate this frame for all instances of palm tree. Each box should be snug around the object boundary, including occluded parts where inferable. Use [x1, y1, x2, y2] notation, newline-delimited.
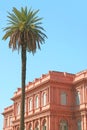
[2, 7, 47, 130]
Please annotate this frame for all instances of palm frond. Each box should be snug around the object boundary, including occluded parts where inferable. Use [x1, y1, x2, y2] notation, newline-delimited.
[2, 7, 47, 52]
[7, 12, 19, 24]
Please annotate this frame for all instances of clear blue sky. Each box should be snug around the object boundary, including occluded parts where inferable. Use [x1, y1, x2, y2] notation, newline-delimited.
[0, 0, 87, 129]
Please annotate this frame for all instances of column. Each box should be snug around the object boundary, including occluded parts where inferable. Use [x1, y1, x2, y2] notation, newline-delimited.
[40, 118, 41, 130]
[33, 94, 35, 113]
[39, 91, 42, 110]
[32, 120, 34, 130]
[47, 116, 49, 130]
[82, 115, 84, 130]
[83, 86, 85, 103]
[84, 114, 87, 130]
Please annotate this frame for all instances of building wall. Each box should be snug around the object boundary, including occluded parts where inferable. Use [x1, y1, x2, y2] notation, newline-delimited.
[2, 70, 87, 130]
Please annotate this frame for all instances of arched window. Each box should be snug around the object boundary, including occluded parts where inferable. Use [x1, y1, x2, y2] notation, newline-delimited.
[77, 120, 82, 130]
[61, 92, 67, 105]
[29, 98, 32, 111]
[76, 92, 80, 105]
[35, 95, 39, 108]
[43, 120, 46, 130]
[29, 124, 32, 130]
[17, 126, 19, 130]
[35, 122, 39, 130]
[43, 92, 46, 106]
[60, 120, 68, 130]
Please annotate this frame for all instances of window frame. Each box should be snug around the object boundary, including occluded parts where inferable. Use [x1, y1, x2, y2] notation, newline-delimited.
[35, 95, 39, 109]
[17, 103, 20, 115]
[76, 91, 80, 105]
[60, 120, 68, 130]
[60, 92, 67, 105]
[9, 116, 12, 126]
[77, 120, 82, 130]
[29, 98, 33, 111]
[43, 92, 47, 106]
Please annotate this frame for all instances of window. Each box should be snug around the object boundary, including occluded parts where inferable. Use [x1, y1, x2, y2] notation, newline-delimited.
[24, 125, 26, 130]
[43, 120, 46, 130]
[35, 122, 39, 130]
[43, 125, 46, 130]
[61, 92, 67, 105]
[76, 92, 80, 105]
[43, 93, 46, 106]
[29, 124, 32, 130]
[35, 96, 39, 108]
[9, 117, 12, 126]
[60, 120, 68, 130]
[17, 126, 19, 130]
[25, 102, 26, 113]
[77, 120, 82, 130]
[29, 98, 32, 111]
[5, 118, 8, 127]
[17, 103, 20, 115]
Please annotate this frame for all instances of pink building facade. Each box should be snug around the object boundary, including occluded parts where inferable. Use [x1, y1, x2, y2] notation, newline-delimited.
[2, 70, 87, 130]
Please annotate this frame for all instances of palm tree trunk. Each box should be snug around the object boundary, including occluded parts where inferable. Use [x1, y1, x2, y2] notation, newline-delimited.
[20, 43, 26, 130]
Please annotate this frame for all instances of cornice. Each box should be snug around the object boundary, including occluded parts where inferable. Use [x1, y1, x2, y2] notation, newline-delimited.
[73, 70, 87, 85]
[2, 105, 13, 115]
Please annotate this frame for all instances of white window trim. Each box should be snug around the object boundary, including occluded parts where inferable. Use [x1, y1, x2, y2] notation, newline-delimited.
[43, 92, 46, 106]
[29, 98, 32, 111]
[35, 95, 39, 108]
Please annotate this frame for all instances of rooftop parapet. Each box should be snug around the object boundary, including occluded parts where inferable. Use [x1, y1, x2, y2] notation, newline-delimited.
[12, 72, 50, 100]
[13, 88, 21, 97]
[2, 105, 13, 115]
[74, 70, 87, 83]
[49, 71, 75, 84]
[24, 72, 50, 91]
[12, 71, 75, 100]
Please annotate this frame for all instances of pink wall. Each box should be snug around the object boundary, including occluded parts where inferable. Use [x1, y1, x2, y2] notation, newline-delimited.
[2, 70, 87, 130]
